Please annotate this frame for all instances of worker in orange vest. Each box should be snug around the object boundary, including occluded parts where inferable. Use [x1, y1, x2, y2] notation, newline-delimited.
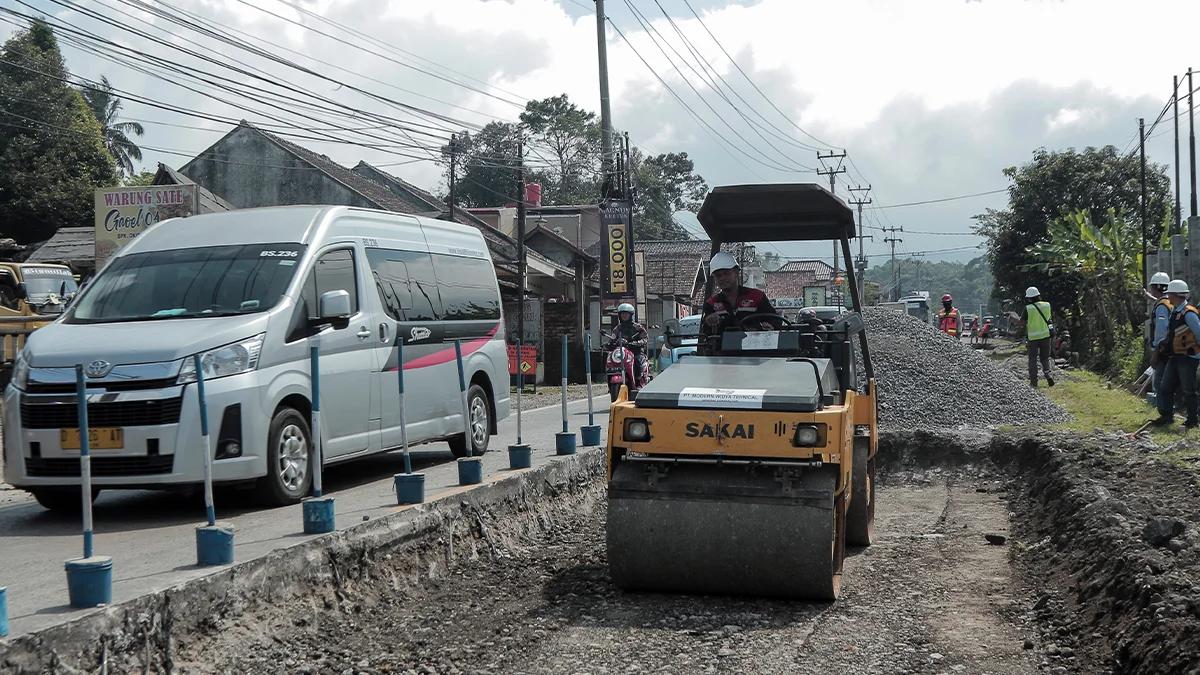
[937, 294, 961, 337]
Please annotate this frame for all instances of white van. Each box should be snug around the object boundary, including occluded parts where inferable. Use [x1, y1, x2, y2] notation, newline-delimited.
[3, 206, 510, 510]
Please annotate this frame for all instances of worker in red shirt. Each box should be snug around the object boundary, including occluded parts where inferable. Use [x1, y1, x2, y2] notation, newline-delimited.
[699, 251, 778, 354]
[937, 294, 961, 338]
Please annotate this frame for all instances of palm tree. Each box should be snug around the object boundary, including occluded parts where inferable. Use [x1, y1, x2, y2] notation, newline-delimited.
[80, 76, 143, 177]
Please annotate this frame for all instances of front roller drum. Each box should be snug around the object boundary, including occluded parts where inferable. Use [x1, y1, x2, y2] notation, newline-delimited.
[607, 461, 846, 600]
[847, 436, 876, 547]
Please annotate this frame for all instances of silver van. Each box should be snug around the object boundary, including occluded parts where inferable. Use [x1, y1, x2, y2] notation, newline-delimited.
[3, 206, 510, 510]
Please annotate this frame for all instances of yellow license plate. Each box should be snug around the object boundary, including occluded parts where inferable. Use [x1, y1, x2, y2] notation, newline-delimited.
[60, 427, 124, 451]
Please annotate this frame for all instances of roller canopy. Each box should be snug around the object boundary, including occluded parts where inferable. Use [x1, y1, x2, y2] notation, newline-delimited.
[697, 183, 856, 243]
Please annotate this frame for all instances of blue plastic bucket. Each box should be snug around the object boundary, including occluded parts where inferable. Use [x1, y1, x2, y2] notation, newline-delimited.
[394, 472, 425, 504]
[580, 424, 602, 447]
[457, 457, 483, 485]
[302, 497, 336, 534]
[64, 556, 113, 608]
[195, 523, 235, 566]
[555, 431, 577, 456]
[508, 444, 532, 469]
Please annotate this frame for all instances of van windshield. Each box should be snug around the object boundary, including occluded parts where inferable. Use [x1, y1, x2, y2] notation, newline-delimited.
[68, 244, 306, 324]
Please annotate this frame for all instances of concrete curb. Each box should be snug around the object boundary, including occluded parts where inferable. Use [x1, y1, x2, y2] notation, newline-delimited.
[0, 447, 605, 673]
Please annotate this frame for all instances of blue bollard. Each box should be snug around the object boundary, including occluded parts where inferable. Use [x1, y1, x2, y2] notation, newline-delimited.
[195, 523, 235, 566]
[302, 497, 336, 534]
[64, 556, 113, 608]
[581, 333, 601, 446]
[302, 343, 335, 534]
[0, 586, 8, 637]
[457, 457, 483, 485]
[556, 335, 576, 455]
[394, 472, 425, 504]
[508, 443, 532, 469]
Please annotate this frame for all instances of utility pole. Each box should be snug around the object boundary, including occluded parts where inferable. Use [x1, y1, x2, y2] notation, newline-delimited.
[1190, 67, 1196, 218]
[848, 184, 872, 299]
[1175, 75, 1182, 232]
[515, 140, 527, 364]
[818, 151, 848, 304]
[1140, 117, 1148, 288]
[881, 226, 903, 301]
[595, 0, 616, 195]
[447, 133, 459, 223]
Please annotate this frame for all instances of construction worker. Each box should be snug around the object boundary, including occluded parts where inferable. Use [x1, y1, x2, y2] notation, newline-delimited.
[1148, 271, 1173, 395]
[699, 251, 778, 353]
[937, 294, 961, 338]
[1152, 279, 1200, 428]
[1023, 286, 1055, 387]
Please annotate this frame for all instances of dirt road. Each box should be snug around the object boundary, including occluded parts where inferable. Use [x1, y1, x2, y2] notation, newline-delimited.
[178, 470, 1041, 674]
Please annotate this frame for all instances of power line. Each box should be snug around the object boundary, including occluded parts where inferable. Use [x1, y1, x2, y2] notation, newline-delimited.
[873, 188, 1008, 209]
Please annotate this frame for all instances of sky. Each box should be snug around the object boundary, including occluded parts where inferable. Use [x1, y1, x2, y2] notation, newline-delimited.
[2, 0, 1196, 267]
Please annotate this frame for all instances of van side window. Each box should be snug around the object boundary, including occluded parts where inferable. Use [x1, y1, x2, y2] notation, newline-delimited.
[430, 254, 501, 321]
[364, 248, 441, 321]
[302, 249, 358, 319]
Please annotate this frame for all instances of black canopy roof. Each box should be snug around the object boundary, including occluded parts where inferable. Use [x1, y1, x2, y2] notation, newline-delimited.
[697, 183, 856, 243]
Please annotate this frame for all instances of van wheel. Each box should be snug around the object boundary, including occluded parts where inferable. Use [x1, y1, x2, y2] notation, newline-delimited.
[31, 487, 98, 512]
[449, 384, 490, 458]
[259, 407, 313, 506]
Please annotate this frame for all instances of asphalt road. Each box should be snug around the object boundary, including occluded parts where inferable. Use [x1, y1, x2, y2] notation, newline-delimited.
[0, 393, 611, 638]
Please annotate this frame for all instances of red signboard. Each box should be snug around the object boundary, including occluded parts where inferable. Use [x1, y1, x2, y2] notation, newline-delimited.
[507, 344, 537, 375]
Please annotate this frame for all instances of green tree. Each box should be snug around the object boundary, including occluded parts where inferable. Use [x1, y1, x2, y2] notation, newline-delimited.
[975, 145, 1170, 311]
[519, 94, 600, 205]
[631, 150, 707, 240]
[123, 169, 156, 186]
[0, 20, 117, 244]
[445, 121, 520, 208]
[80, 75, 144, 178]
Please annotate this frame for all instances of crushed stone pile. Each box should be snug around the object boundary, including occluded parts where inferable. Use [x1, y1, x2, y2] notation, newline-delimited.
[861, 307, 1070, 430]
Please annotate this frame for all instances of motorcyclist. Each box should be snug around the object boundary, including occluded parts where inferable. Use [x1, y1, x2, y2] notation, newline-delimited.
[699, 251, 779, 353]
[607, 302, 649, 385]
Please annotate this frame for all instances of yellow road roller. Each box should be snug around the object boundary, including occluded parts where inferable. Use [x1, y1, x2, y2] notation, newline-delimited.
[605, 183, 878, 600]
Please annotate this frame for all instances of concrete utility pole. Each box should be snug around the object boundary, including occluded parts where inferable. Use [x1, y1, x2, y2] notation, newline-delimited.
[1140, 118, 1148, 288]
[817, 151, 848, 304]
[595, 0, 616, 194]
[1175, 76, 1182, 232]
[1190, 68, 1197, 218]
[881, 226, 903, 301]
[849, 184, 872, 299]
[447, 133, 459, 223]
[515, 140, 527, 359]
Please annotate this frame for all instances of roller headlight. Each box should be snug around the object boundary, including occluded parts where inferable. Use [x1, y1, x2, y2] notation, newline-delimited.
[792, 424, 822, 447]
[177, 334, 265, 384]
[623, 418, 651, 442]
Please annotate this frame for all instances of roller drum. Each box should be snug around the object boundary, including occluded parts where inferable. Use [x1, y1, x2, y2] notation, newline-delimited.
[607, 460, 844, 600]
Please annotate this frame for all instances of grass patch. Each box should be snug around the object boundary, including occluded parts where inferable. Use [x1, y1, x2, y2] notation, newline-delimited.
[1043, 370, 1185, 444]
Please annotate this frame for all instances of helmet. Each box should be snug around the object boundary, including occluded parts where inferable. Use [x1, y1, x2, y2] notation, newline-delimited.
[799, 307, 817, 318]
[1025, 286, 1040, 299]
[617, 302, 635, 314]
[1168, 279, 1190, 294]
[709, 251, 739, 273]
[1151, 271, 1171, 286]
[941, 294, 953, 302]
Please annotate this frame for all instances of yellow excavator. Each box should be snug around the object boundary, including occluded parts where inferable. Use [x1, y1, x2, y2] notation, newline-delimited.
[605, 184, 878, 600]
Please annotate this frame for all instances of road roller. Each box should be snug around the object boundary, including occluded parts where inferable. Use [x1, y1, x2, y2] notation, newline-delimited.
[605, 184, 878, 600]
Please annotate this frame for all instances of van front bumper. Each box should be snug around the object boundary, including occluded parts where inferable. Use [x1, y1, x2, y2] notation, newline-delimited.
[3, 373, 272, 489]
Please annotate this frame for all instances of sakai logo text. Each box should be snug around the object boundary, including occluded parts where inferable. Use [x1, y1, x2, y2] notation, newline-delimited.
[685, 422, 755, 439]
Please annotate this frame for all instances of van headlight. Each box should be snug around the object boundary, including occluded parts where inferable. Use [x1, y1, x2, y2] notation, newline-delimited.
[623, 418, 651, 442]
[10, 349, 29, 389]
[177, 335, 265, 384]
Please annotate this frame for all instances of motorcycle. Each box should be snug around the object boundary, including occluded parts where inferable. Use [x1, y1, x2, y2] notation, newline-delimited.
[606, 333, 651, 401]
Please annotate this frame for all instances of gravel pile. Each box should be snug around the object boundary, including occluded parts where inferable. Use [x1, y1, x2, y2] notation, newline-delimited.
[862, 307, 1070, 430]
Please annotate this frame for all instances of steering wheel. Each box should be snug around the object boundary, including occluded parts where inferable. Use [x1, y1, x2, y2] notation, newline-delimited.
[737, 312, 792, 329]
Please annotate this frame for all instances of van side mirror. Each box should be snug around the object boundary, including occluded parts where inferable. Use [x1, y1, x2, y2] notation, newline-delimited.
[316, 289, 352, 329]
[15, 283, 28, 301]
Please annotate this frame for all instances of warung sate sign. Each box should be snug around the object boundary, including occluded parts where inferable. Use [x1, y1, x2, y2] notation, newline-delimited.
[94, 185, 197, 266]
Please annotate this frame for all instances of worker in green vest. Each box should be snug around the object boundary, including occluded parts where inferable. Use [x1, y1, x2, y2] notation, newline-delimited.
[1023, 286, 1055, 387]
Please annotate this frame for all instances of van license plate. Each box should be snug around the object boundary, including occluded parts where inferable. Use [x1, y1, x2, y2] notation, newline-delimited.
[60, 428, 124, 451]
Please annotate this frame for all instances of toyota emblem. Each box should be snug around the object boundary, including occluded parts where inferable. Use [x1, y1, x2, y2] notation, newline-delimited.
[84, 360, 113, 379]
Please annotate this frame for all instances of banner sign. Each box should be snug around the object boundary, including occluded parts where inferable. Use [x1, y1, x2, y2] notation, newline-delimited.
[773, 297, 805, 309]
[507, 344, 537, 376]
[600, 199, 636, 308]
[803, 286, 828, 308]
[94, 185, 197, 267]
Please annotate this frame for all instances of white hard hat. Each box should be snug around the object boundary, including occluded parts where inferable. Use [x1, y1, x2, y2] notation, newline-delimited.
[709, 251, 739, 273]
[1150, 271, 1171, 286]
[617, 302, 634, 314]
[1168, 279, 1190, 294]
[1025, 286, 1040, 299]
